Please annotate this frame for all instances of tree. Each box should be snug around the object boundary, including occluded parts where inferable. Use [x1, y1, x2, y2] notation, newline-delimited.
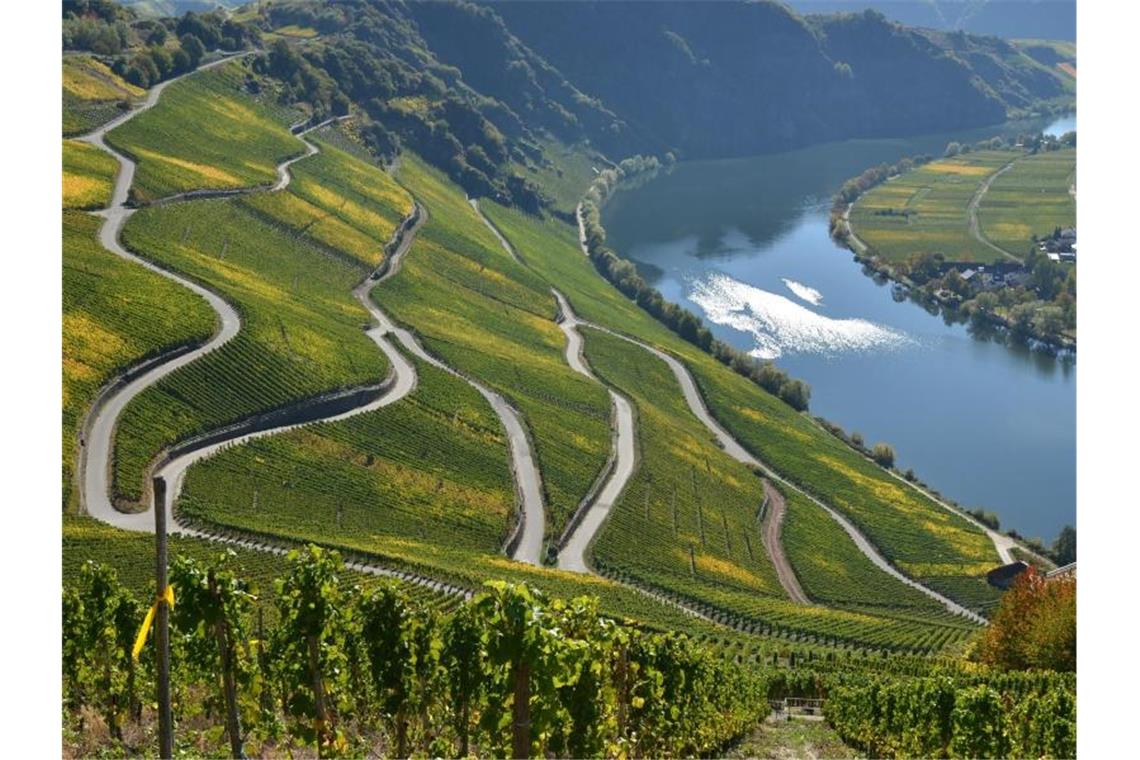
[975, 569, 1075, 672]
[871, 443, 895, 468]
[944, 141, 962, 157]
[180, 33, 206, 67]
[1052, 525, 1076, 565]
[778, 379, 811, 412]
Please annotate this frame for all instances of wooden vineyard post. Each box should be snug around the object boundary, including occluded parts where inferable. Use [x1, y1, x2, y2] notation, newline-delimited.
[153, 476, 173, 759]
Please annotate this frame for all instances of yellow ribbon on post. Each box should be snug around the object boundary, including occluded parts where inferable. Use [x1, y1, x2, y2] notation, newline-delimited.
[132, 585, 175, 660]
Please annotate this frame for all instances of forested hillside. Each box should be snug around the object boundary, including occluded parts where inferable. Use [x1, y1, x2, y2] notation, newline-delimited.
[491, 1, 1070, 158]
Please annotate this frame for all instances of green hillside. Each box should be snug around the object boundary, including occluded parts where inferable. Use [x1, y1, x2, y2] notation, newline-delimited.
[60, 4, 1077, 755]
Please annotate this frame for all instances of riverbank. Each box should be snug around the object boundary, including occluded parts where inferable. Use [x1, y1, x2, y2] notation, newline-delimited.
[831, 137, 1077, 353]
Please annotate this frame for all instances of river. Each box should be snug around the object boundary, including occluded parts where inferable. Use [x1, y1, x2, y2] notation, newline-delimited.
[603, 116, 1075, 543]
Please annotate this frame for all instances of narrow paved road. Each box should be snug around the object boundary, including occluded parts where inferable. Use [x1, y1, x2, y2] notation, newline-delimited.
[574, 207, 988, 623]
[551, 290, 637, 573]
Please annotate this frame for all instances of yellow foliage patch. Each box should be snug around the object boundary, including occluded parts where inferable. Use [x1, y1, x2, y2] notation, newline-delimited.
[135, 148, 244, 187]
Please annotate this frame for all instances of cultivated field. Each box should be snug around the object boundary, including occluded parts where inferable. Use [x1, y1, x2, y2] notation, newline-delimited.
[63, 139, 119, 210]
[851, 150, 1016, 264]
[62, 55, 144, 136]
[105, 62, 304, 202]
[977, 148, 1075, 256]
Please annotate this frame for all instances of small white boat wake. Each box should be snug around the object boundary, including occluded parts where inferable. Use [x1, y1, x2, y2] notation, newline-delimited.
[782, 278, 824, 306]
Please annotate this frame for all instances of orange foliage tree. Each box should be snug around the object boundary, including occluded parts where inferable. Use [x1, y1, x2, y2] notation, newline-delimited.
[976, 569, 1075, 671]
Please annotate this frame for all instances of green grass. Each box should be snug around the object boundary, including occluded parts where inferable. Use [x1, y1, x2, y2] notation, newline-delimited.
[978, 148, 1075, 256]
[62, 211, 216, 512]
[851, 150, 1017, 264]
[106, 61, 304, 203]
[382, 155, 612, 540]
[62, 55, 144, 137]
[63, 140, 119, 210]
[480, 201, 1002, 615]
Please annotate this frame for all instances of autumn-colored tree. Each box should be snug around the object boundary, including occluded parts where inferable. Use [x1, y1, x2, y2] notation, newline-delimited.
[976, 569, 1075, 671]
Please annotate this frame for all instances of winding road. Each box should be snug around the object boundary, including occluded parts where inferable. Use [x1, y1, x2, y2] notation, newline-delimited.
[76, 56, 545, 588]
[550, 290, 637, 574]
[574, 206, 988, 623]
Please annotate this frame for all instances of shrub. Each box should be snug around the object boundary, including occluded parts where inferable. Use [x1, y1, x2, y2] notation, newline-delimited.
[870, 443, 895, 468]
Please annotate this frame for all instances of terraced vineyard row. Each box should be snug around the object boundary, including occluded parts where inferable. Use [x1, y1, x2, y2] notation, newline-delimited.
[112, 197, 389, 503]
[781, 486, 947, 613]
[63, 515, 460, 623]
[62, 210, 216, 511]
[105, 61, 304, 203]
[178, 357, 516, 557]
[378, 157, 613, 541]
[62, 139, 119, 210]
[62, 55, 144, 137]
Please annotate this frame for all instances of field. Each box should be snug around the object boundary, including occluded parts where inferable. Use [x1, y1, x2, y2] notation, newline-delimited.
[480, 201, 1002, 615]
[977, 148, 1076, 255]
[62, 140, 118, 210]
[62, 211, 216, 511]
[179, 357, 517, 564]
[62, 55, 144, 136]
[105, 61, 304, 203]
[378, 156, 612, 541]
[851, 150, 1016, 264]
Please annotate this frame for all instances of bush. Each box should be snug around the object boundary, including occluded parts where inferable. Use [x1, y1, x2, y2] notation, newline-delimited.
[870, 443, 895, 468]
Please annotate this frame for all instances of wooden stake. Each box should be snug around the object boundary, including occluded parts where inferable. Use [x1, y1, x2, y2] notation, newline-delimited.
[153, 476, 173, 759]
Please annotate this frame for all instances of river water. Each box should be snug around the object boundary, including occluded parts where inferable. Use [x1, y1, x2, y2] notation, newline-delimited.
[603, 117, 1075, 542]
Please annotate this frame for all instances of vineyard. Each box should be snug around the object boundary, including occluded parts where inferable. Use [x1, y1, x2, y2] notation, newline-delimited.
[63, 548, 770, 758]
[824, 670, 1076, 758]
[59, 40, 1080, 757]
[578, 327, 977, 652]
[178, 357, 516, 562]
[850, 150, 1017, 264]
[62, 210, 216, 511]
[105, 62, 304, 203]
[62, 55, 144, 136]
[377, 156, 613, 541]
[111, 196, 388, 504]
[63, 139, 119, 210]
[688, 364, 1003, 614]
[978, 147, 1076, 254]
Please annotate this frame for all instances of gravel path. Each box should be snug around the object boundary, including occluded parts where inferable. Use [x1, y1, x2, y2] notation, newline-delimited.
[760, 481, 810, 604]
